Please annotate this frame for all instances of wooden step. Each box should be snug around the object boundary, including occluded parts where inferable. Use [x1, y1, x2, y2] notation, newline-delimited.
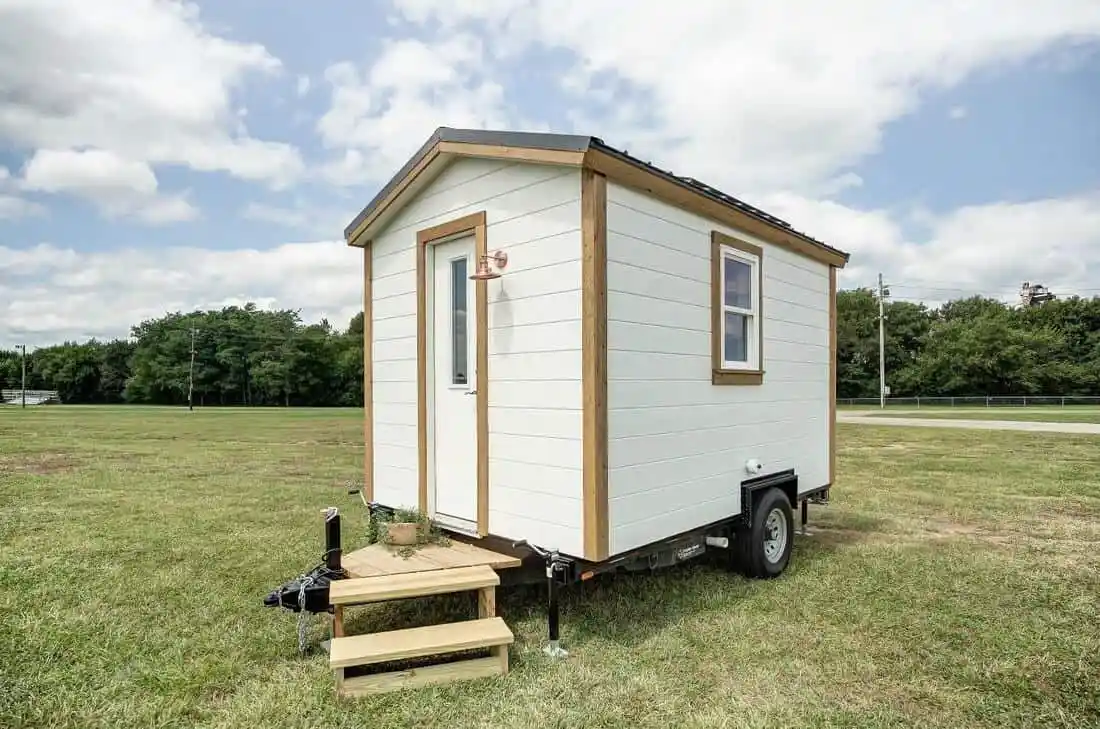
[329, 564, 499, 606]
[329, 617, 513, 669]
[338, 655, 505, 697]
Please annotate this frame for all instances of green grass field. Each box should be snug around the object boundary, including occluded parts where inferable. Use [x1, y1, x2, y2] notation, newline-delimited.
[2, 406, 1098, 728]
[854, 407, 1100, 424]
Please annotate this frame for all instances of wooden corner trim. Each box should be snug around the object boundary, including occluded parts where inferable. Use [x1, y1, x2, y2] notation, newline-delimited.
[363, 247, 374, 501]
[828, 266, 837, 485]
[581, 168, 609, 563]
[585, 149, 847, 268]
[415, 211, 490, 536]
[474, 223, 489, 536]
[711, 232, 765, 386]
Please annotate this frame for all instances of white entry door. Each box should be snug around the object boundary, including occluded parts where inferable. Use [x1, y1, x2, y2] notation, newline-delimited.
[431, 235, 479, 532]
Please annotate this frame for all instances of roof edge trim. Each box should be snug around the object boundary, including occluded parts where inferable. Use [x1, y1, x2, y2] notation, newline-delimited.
[344, 127, 851, 268]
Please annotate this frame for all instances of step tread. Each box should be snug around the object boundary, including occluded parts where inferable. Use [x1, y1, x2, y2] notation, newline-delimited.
[338, 655, 504, 697]
[329, 617, 513, 669]
[329, 565, 499, 605]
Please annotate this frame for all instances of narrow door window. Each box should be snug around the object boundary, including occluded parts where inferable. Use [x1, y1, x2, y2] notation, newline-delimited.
[450, 257, 468, 385]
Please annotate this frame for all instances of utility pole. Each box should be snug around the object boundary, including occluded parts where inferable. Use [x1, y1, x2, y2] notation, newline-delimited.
[19, 344, 26, 409]
[188, 328, 197, 412]
[877, 273, 887, 409]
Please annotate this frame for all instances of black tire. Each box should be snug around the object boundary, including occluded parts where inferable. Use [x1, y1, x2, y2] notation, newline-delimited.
[732, 487, 793, 579]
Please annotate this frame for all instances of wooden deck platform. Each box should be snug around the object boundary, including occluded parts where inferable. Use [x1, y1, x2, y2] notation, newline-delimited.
[341, 539, 522, 579]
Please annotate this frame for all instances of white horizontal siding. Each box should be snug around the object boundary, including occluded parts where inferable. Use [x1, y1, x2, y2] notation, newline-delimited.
[606, 182, 831, 556]
[369, 158, 584, 555]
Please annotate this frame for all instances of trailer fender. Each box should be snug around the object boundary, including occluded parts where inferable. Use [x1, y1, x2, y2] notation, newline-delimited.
[741, 469, 797, 524]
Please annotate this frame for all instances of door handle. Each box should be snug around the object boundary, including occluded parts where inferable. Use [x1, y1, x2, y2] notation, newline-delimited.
[465, 389, 477, 396]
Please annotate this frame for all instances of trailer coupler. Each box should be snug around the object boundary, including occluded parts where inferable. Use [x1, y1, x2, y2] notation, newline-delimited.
[513, 540, 572, 659]
[262, 507, 348, 614]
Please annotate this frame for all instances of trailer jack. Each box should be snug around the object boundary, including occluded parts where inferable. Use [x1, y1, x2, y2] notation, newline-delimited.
[513, 540, 571, 659]
[262, 507, 348, 653]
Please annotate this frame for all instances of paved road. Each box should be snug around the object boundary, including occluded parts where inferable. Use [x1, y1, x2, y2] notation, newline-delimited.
[837, 411, 1100, 435]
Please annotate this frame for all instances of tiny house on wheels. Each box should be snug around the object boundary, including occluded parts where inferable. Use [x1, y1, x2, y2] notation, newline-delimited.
[347, 127, 849, 585]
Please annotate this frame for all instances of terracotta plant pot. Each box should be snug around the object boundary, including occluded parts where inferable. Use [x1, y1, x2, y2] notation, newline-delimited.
[386, 522, 419, 546]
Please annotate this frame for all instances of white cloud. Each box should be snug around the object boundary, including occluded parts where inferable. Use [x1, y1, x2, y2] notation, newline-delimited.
[0, 165, 46, 219]
[0, 241, 363, 347]
[0, 0, 303, 189]
[315, 34, 518, 186]
[763, 191, 1100, 305]
[20, 149, 198, 224]
[242, 202, 309, 228]
[386, 0, 1100, 197]
[0, 194, 45, 220]
[4, 192, 1096, 348]
[4, 1, 1100, 348]
[949, 106, 969, 120]
[240, 199, 363, 237]
[352, 0, 1100, 304]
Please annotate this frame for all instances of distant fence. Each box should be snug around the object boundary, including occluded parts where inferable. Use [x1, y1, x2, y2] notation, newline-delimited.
[840, 395, 1100, 408]
[1, 389, 61, 405]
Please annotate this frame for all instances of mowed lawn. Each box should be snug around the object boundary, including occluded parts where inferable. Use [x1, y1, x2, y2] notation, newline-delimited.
[1, 407, 1098, 729]
[857, 407, 1100, 424]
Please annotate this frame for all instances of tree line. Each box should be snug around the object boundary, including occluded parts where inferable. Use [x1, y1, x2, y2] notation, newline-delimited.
[0, 304, 363, 406]
[2, 293, 1098, 405]
[837, 291, 1100, 398]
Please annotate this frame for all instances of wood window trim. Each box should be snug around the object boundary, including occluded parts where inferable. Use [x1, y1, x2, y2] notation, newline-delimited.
[415, 211, 490, 536]
[711, 231, 764, 386]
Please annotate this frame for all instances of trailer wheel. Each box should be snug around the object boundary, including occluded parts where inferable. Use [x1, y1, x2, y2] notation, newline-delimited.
[733, 487, 793, 579]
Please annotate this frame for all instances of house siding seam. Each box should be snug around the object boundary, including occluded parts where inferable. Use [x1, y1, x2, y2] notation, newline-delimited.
[369, 157, 585, 556]
[605, 182, 831, 556]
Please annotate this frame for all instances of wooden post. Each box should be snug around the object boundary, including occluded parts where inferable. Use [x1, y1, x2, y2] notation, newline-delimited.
[477, 586, 495, 618]
[332, 606, 345, 638]
[492, 644, 509, 675]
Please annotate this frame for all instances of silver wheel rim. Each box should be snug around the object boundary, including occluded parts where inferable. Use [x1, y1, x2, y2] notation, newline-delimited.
[763, 508, 788, 563]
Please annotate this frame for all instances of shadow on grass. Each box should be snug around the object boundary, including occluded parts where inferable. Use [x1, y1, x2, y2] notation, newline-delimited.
[334, 510, 893, 652]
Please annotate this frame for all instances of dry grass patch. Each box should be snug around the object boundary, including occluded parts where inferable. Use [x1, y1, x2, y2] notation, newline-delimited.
[0, 451, 78, 475]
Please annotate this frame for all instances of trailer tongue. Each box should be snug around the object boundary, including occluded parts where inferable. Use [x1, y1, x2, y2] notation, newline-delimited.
[262, 507, 348, 615]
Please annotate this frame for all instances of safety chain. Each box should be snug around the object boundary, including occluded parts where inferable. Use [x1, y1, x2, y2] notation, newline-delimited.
[296, 572, 316, 655]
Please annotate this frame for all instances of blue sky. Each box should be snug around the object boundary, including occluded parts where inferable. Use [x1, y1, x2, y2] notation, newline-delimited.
[2, 0, 1099, 346]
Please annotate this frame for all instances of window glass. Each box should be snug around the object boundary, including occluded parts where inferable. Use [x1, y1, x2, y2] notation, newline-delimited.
[451, 258, 468, 385]
[724, 257, 752, 309]
[724, 311, 748, 363]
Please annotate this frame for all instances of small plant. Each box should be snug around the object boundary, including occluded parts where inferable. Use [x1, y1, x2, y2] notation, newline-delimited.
[366, 506, 450, 558]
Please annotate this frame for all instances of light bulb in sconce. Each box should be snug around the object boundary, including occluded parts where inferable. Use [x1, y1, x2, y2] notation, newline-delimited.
[745, 458, 764, 475]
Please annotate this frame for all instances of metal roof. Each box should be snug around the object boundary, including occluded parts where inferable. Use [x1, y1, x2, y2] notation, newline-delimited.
[344, 127, 847, 262]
